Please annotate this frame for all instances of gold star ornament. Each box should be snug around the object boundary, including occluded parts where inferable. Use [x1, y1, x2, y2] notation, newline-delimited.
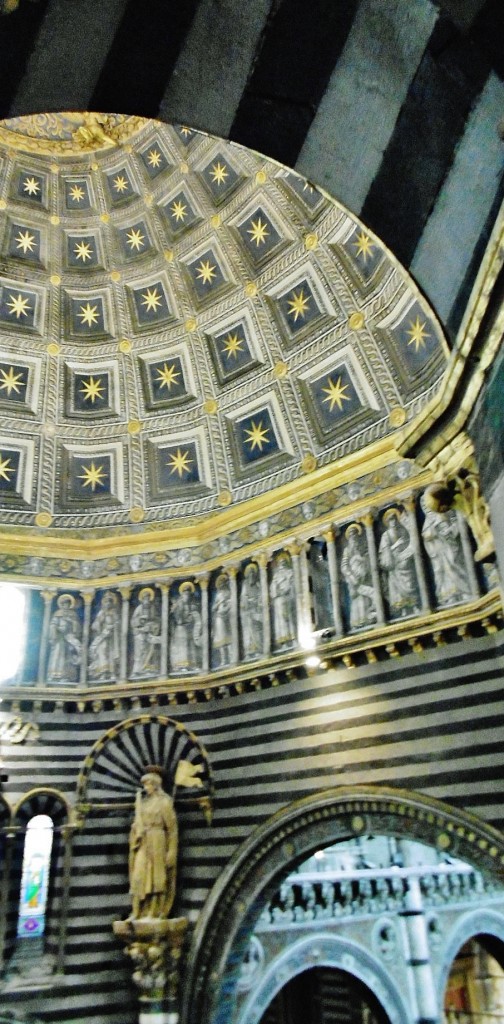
[126, 228, 145, 252]
[141, 287, 163, 313]
[244, 419, 270, 452]
[0, 454, 15, 482]
[321, 375, 351, 413]
[195, 260, 217, 285]
[287, 288, 310, 322]
[155, 363, 180, 391]
[167, 448, 193, 478]
[80, 376, 105, 403]
[0, 366, 25, 396]
[78, 461, 107, 491]
[353, 231, 375, 262]
[78, 303, 100, 328]
[6, 293, 31, 319]
[221, 332, 244, 359]
[247, 217, 269, 247]
[15, 230, 36, 255]
[406, 316, 430, 351]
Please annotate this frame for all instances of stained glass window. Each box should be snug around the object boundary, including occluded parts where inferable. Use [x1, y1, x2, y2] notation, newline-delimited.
[17, 814, 53, 939]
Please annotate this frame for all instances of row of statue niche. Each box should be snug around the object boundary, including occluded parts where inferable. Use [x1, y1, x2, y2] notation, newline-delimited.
[46, 491, 475, 682]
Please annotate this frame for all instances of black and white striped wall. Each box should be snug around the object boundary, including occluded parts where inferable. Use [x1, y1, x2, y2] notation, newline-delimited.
[0, 0, 502, 338]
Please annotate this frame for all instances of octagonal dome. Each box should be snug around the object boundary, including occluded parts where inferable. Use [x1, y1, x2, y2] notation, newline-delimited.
[0, 112, 448, 540]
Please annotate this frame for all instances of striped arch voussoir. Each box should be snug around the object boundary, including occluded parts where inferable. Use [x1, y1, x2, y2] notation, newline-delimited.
[183, 785, 504, 1024]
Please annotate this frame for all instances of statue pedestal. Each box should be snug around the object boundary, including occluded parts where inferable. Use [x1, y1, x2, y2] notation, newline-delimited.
[113, 916, 188, 1024]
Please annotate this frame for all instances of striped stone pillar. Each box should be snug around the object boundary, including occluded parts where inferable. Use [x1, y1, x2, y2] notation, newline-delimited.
[324, 527, 343, 636]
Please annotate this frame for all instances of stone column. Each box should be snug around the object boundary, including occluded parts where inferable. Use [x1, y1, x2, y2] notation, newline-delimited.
[160, 584, 169, 679]
[403, 497, 431, 612]
[57, 822, 76, 971]
[399, 873, 440, 1024]
[38, 590, 55, 683]
[288, 542, 308, 645]
[457, 510, 480, 597]
[257, 553, 271, 657]
[228, 567, 239, 665]
[362, 513, 386, 625]
[79, 591, 94, 686]
[119, 587, 131, 683]
[324, 527, 343, 636]
[199, 577, 210, 673]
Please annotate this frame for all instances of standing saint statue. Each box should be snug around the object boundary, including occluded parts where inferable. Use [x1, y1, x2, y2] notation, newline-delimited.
[88, 591, 121, 681]
[170, 581, 202, 672]
[378, 509, 420, 618]
[211, 573, 232, 668]
[270, 553, 296, 649]
[129, 771, 178, 920]
[130, 587, 161, 678]
[421, 486, 471, 607]
[47, 593, 82, 683]
[340, 524, 376, 630]
[239, 562, 263, 659]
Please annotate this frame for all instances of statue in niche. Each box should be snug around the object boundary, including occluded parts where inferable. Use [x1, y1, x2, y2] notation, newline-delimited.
[88, 591, 121, 681]
[211, 574, 232, 668]
[170, 581, 201, 673]
[270, 552, 296, 648]
[378, 508, 420, 618]
[240, 562, 263, 659]
[420, 485, 471, 606]
[129, 769, 178, 919]
[340, 524, 376, 630]
[309, 544, 333, 630]
[47, 594, 82, 683]
[130, 587, 161, 678]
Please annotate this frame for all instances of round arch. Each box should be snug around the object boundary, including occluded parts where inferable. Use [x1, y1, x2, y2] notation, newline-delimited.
[236, 933, 411, 1024]
[437, 907, 504, 1016]
[183, 785, 504, 1024]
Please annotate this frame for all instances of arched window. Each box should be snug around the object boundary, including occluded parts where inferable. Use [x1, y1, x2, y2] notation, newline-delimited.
[16, 813, 53, 940]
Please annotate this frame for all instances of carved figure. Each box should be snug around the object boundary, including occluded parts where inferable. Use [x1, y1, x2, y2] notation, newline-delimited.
[130, 588, 160, 678]
[239, 563, 263, 658]
[129, 771, 178, 920]
[170, 582, 201, 672]
[378, 509, 419, 618]
[211, 574, 232, 668]
[340, 524, 376, 629]
[270, 553, 296, 648]
[89, 591, 121, 681]
[72, 113, 116, 149]
[47, 594, 82, 682]
[310, 545, 333, 630]
[452, 469, 494, 560]
[421, 486, 471, 606]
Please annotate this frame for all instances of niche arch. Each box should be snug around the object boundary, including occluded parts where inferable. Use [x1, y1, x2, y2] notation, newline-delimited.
[183, 785, 504, 1024]
[76, 714, 213, 811]
[236, 934, 411, 1024]
[437, 907, 504, 1016]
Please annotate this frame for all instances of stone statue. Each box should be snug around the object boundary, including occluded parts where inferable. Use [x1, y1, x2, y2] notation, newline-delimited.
[240, 562, 263, 658]
[129, 771, 178, 920]
[421, 486, 471, 606]
[270, 553, 296, 648]
[309, 544, 333, 630]
[378, 508, 419, 618]
[170, 581, 201, 672]
[47, 594, 82, 683]
[130, 587, 161, 678]
[211, 574, 232, 668]
[340, 524, 376, 630]
[88, 591, 121, 681]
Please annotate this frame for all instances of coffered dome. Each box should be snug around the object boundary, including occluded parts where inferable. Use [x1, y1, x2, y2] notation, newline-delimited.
[0, 112, 448, 540]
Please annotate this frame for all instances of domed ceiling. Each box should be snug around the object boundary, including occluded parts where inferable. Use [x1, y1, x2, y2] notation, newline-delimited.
[0, 112, 448, 540]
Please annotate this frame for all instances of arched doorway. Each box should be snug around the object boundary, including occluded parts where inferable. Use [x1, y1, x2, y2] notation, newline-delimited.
[258, 964, 392, 1024]
[444, 935, 504, 1022]
[183, 787, 504, 1024]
